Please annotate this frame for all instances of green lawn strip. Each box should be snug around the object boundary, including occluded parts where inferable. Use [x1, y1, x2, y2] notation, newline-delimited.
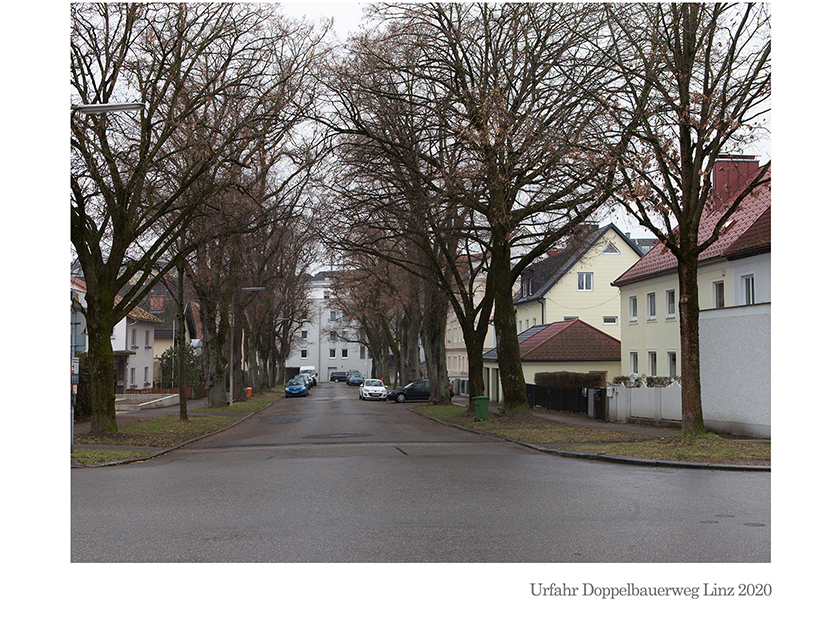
[74, 415, 241, 448]
[416, 405, 770, 466]
[72, 449, 153, 465]
[556, 435, 771, 466]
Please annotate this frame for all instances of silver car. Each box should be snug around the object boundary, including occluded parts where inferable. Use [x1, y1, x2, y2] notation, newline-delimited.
[358, 378, 387, 401]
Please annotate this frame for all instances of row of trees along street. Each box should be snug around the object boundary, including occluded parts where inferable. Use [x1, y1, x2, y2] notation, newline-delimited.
[71, 3, 770, 435]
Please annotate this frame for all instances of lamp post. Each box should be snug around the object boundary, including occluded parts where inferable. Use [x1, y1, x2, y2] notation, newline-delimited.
[71, 101, 145, 454]
[72, 102, 145, 114]
[229, 287, 266, 405]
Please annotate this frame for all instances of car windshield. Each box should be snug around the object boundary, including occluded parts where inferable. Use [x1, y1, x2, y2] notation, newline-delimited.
[287, 379, 303, 386]
[365, 379, 383, 387]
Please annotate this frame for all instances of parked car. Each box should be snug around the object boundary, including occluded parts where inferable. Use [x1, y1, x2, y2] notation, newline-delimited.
[330, 371, 348, 383]
[358, 378, 387, 401]
[347, 371, 364, 386]
[296, 373, 314, 390]
[285, 377, 309, 397]
[299, 366, 318, 386]
[386, 379, 453, 403]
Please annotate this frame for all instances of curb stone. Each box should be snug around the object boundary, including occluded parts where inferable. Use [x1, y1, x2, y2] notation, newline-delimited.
[411, 408, 770, 472]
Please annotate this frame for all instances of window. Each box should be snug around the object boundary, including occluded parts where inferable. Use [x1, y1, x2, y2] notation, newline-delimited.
[647, 292, 656, 320]
[577, 272, 594, 291]
[742, 275, 755, 305]
[648, 350, 658, 376]
[603, 316, 618, 325]
[602, 242, 620, 254]
[145, 330, 151, 348]
[130, 367, 135, 387]
[329, 331, 337, 342]
[665, 289, 676, 318]
[329, 310, 337, 321]
[301, 330, 308, 339]
[144, 367, 149, 385]
[668, 351, 678, 378]
[324, 290, 330, 299]
[629, 295, 638, 322]
[300, 349, 309, 359]
[714, 281, 725, 308]
[329, 349, 336, 358]
[521, 275, 533, 297]
[341, 349, 349, 359]
[360, 346, 366, 359]
[131, 328, 137, 348]
[629, 351, 639, 375]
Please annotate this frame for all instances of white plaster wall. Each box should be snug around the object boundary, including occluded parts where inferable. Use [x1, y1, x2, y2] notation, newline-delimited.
[699, 303, 771, 437]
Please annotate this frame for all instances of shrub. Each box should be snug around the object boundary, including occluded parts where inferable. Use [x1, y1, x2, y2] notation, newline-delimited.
[612, 375, 678, 388]
[534, 371, 603, 389]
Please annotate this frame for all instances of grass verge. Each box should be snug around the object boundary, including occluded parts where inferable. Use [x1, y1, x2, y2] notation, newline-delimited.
[72, 390, 282, 466]
[416, 404, 770, 467]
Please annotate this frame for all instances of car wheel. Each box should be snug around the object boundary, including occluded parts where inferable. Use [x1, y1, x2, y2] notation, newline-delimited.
[395, 393, 406, 403]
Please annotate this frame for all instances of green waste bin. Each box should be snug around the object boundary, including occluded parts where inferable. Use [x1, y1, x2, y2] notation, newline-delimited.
[472, 395, 490, 421]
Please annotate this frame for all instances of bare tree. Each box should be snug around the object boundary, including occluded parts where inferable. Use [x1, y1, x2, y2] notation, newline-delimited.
[320, 3, 637, 414]
[71, 3, 327, 431]
[602, 2, 771, 434]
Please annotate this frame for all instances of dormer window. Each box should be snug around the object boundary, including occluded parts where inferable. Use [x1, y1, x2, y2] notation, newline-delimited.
[521, 275, 533, 297]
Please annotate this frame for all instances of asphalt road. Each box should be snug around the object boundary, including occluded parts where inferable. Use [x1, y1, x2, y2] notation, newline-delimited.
[71, 383, 770, 563]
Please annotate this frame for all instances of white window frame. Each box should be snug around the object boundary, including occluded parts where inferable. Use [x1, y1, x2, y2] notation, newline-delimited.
[667, 350, 678, 378]
[742, 274, 756, 305]
[629, 295, 638, 323]
[713, 280, 725, 308]
[329, 349, 336, 359]
[648, 350, 658, 376]
[341, 348, 349, 359]
[603, 316, 618, 326]
[300, 349, 309, 359]
[577, 272, 594, 291]
[647, 292, 656, 321]
[665, 288, 676, 319]
[629, 351, 639, 375]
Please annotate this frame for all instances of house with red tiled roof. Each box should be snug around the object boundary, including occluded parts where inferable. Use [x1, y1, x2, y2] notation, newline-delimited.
[609, 156, 771, 437]
[481, 319, 621, 402]
[611, 157, 770, 380]
[71, 277, 163, 394]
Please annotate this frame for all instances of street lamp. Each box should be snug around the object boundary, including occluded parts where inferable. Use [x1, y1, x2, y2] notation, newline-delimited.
[72, 102, 146, 114]
[229, 287, 266, 405]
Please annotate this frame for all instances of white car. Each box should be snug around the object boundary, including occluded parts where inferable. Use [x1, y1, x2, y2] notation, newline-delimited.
[358, 378, 387, 401]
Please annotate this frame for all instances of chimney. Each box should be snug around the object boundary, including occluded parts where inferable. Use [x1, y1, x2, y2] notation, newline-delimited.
[712, 154, 760, 209]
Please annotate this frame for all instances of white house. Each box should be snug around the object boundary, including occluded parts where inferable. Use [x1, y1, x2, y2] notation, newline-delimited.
[283, 271, 373, 382]
[71, 277, 162, 393]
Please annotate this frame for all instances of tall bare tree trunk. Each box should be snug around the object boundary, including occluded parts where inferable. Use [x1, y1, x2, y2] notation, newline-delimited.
[677, 255, 706, 435]
[176, 262, 189, 420]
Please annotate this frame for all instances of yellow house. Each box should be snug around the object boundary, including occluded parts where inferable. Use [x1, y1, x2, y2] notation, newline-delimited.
[611, 160, 771, 380]
[513, 224, 646, 340]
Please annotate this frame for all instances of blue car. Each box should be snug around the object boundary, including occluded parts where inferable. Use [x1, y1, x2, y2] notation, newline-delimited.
[285, 377, 309, 397]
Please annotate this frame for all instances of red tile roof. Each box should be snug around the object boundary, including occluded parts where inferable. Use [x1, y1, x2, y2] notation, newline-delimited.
[612, 164, 771, 286]
[69, 277, 162, 323]
[520, 319, 620, 362]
